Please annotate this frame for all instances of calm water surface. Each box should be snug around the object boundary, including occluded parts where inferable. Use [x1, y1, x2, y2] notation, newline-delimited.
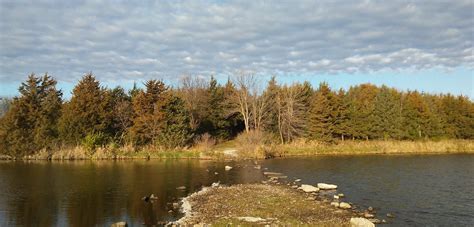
[0, 155, 473, 226]
[265, 154, 474, 226]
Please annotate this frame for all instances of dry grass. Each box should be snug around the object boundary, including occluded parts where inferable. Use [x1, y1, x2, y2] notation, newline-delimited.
[17, 139, 473, 160]
[178, 184, 351, 226]
[271, 139, 474, 157]
[192, 133, 216, 152]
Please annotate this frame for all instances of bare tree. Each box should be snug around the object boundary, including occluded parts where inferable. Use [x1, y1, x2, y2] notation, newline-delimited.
[178, 75, 209, 131]
[231, 73, 270, 133]
[277, 84, 309, 143]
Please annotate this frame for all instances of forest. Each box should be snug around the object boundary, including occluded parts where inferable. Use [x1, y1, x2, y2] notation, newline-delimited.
[0, 73, 473, 158]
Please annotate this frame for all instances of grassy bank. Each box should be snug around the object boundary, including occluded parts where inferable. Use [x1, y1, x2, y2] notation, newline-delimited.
[1, 139, 472, 161]
[270, 139, 474, 157]
[177, 184, 353, 226]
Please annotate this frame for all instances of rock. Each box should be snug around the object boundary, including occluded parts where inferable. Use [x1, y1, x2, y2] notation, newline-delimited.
[350, 217, 375, 227]
[338, 193, 345, 197]
[294, 179, 301, 182]
[237, 216, 266, 222]
[367, 206, 374, 212]
[368, 218, 381, 224]
[214, 172, 219, 175]
[300, 184, 320, 193]
[263, 171, 283, 176]
[150, 194, 158, 200]
[176, 186, 186, 190]
[168, 210, 173, 213]
[330, 201, 340, 207]
[111, 222, 127, 227]
[254, 165, 261, 169]
[172, 202, 179, 209]
[363, 213, 375, 218]
[317, 183, 338, 190]
[334, 195, 340, 199]
[339, 202, 352, 209]
[141, 196, 150, 202]
[291, 185, 298, 189]
[211, 182, 220, 188]
[225, 165, 233, 171]
[386, 213, 395, 218]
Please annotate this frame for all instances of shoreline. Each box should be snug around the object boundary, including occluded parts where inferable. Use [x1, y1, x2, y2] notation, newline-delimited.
[173, 168, 385, 226]
[1, 139, 472, 161]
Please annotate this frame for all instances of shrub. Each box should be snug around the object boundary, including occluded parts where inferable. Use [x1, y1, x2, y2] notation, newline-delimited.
[82, 132, 107, 151]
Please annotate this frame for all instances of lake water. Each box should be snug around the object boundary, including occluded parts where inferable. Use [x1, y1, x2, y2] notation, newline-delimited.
[0, 155, 473, 226]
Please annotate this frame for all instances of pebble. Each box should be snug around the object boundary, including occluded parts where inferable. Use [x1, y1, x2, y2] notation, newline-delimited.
[111, 222, 127, 227]
[225, 165, 233, 171]
[364, 213, 375, 218]
[368, 218, 381, 224]
[386, 213, 395, 218]
[350, 218, 375, 227]
[339, 202, 352, 209]
[330, 202, 340, 207]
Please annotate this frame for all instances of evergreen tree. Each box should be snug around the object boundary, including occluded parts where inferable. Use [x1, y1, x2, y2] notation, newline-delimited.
[262, 76, 280, 134]
[157, 94, 193, 148]
[308, 83, 337, 142]
[0, 74, 62, 157]
[59, 73, 111, 145]
[205, 76, 231, 139]
[346, 84, 378, 140]
[372, 86, 401, 140]
[401, 91, 431, 139]
[129, 80, 168, 145]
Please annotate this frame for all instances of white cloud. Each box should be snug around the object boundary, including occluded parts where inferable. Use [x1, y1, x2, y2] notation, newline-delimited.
[0, 0, 472, 84]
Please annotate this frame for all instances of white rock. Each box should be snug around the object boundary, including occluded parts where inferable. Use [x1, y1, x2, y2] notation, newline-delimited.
[317, 183, 338, 190]
[364, 213, 375, 218]
[225, 165, 233, 171]
[237, 216, 266, 222]
[330, 201, 340, 207]
[263, 172, 283, 176]
[300, 184, 320, 193]
[294, 179, 301, 182]
[339, 202, 352, 209]
[111, 221, 127, 227]
[350, 217, 375, 227]
[334, 195, 340, 199]
[211, 182, 220, 188]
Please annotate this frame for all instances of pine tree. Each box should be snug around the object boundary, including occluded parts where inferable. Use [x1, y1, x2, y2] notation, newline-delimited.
[59, 73, 111, 145]
[372, 86, 401, 140]
[129, 80, 168, 145]
[308, 82, 336, 142]
[205, 76, 230, 139]
[157, 94, 193, 148]
[262, 76, 280, 135]
[401, 91, 431, 139]
[0, 74, 62, 157]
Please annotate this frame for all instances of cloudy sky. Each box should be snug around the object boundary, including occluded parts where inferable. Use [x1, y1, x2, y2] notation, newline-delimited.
[0, 0, 473, 98]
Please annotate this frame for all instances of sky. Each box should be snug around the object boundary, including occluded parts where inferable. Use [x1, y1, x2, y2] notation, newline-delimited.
[0, 0, 473, 99]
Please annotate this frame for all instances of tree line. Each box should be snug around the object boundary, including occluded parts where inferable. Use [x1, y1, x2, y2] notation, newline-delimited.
[0, 73, 473, 157]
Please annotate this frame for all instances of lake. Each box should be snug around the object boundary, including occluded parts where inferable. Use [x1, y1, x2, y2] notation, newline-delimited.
[0, 154, 473, 226]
